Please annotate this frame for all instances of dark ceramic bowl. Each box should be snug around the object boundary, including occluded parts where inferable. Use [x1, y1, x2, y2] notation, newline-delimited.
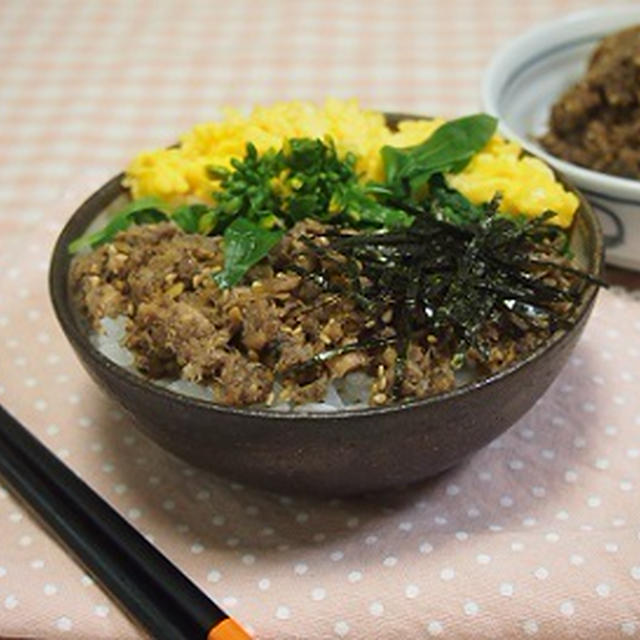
[49, 114, 603, 496]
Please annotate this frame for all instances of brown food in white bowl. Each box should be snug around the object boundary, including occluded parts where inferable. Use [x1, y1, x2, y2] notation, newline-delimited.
[540, 25, 640, 179]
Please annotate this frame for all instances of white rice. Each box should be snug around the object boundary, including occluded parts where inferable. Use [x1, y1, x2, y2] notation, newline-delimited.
[91, 316, 134, 368]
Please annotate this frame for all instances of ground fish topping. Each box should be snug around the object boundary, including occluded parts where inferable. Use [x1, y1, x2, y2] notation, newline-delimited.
[540, 25, 640, 179]
[70, 217, 584, 407]
[71, 221, 455, 406]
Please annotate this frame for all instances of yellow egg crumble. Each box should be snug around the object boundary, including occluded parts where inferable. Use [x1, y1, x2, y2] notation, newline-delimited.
[123, 99, 578, 227]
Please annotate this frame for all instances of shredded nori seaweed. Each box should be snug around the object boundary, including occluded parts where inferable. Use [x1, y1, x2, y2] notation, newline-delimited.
[288, 178, 605, 398]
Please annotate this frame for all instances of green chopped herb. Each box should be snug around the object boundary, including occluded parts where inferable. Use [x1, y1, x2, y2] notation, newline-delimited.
[69, 115, 502, 287]
[334, 183, 413, 228]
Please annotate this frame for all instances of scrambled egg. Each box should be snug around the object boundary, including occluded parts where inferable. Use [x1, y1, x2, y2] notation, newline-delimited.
[447, 136, 578, 227]
[124, 99, 578, 228]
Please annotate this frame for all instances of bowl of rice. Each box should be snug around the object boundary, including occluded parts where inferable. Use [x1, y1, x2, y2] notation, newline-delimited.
[50, 99, 603, 495]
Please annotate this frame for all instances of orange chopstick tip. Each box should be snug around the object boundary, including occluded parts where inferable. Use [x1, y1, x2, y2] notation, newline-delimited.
[208, 617, 253, 640]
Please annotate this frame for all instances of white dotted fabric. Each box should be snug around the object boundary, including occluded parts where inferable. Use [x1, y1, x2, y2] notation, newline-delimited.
[1, 1, 640, 638]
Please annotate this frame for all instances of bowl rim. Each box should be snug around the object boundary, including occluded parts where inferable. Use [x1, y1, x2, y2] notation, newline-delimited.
[481, 5, 640, 200]
[49, 115, 603, 422]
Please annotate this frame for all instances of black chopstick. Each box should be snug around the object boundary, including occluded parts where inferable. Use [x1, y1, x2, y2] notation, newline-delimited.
[0, 404, 251, 640]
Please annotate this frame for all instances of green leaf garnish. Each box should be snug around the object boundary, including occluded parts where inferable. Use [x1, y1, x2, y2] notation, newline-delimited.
[335, 183, 413, 228]
[213, 218, 284, 288]
[381, 114, 498, 196]
[171, 203, 217, 234]
[68, 197, 168, 254]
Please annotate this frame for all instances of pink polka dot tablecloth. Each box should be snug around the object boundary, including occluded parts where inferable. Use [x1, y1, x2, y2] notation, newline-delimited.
[1, 1, 640, 638]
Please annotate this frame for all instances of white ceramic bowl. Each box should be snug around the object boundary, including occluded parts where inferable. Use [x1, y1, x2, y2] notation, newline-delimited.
[482, 6, 640, 271]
